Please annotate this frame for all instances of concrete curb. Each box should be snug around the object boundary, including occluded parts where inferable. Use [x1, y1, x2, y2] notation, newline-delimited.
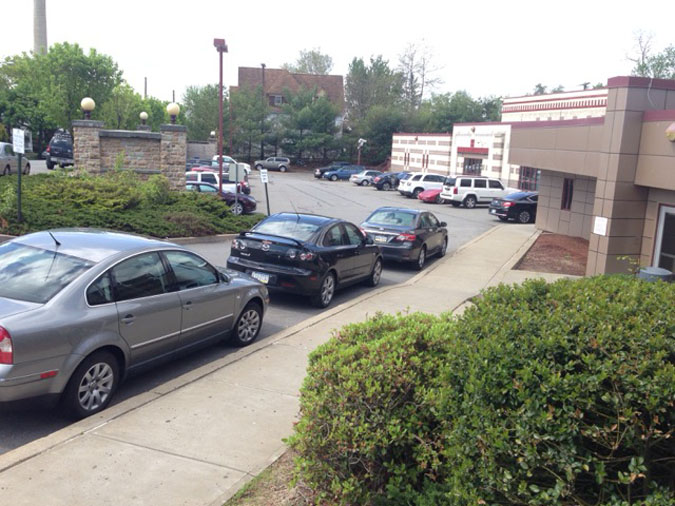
[0, 225, 511, 474]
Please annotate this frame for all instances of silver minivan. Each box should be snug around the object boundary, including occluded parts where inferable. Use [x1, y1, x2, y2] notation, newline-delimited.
[0, 142, 31, 176]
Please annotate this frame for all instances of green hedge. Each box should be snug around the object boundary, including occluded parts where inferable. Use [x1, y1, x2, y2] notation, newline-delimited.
[289, 277, 675, 505]
[0, 171, 263, 237]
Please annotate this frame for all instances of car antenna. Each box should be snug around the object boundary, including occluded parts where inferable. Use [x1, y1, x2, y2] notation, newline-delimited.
[48, 231, 61, 247]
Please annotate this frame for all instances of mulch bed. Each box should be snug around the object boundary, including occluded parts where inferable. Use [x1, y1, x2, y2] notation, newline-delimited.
[515, 232, 589, 276]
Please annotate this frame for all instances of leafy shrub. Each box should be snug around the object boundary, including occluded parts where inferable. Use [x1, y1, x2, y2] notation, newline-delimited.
[289, 277, 675, 505]
[0, 172, 264, 237]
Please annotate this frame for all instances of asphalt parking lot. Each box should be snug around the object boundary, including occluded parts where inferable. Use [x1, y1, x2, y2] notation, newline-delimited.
[0, 168, 500, 454]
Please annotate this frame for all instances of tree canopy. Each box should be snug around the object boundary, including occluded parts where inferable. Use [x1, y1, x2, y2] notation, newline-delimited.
[282, 48, 334, 75]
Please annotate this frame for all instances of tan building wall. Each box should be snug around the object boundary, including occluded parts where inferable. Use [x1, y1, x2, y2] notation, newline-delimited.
[502, 89, 608, 122]
[391, 133, 451, 174]
[535, 171, 596, 239]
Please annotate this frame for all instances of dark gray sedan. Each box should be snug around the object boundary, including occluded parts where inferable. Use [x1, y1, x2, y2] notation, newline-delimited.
[0, 229, 269, 418]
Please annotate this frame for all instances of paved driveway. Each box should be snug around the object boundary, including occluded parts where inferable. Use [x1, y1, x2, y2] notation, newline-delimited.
[0, 169, 501, 453]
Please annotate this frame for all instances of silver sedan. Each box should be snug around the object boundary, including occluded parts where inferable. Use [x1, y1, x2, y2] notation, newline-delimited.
[0, 229, 268, 418]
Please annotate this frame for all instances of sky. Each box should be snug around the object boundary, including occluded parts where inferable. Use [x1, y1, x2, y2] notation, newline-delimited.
[2, 0, 673, 104]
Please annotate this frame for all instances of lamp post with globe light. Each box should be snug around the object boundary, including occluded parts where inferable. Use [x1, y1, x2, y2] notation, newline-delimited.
[81, 97, 95, 119]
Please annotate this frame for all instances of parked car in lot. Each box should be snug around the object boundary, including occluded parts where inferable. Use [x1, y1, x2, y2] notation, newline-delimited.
[322, 166, 363, 181]
[227, 213, 383, 308]
[417, 188, 444, 204]
[361, 207, 448, 270]
[186, 182, 257, 215]
[440, 175, 513, 208]
[0, 142, 31, 176]
[489, 191, 538, 223]
[398, 172, 446, 198]
[185, 171, 250, 194]
[254, 156, 290, 172]
[45, 132, 73, 170]
[350, 170, 383, 186]
[211, 156, 251, 176]
[0, 229, 268, 418]
[314, 161, 351, 179]
[373, 172, 407, 191]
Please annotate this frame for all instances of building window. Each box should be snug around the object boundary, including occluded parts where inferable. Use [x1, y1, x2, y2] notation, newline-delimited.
[654, 206, 675, 271]
[561, 178, 574, 210]
[519, 167, 540, 191]
[463, 158, 482, 175]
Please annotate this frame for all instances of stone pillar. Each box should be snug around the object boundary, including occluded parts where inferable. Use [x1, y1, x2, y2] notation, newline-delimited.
[160, 124, 187, 190]
[586, 77, 670, 275]
[137, 124, 151, 132]
[72, 120, 104, 174]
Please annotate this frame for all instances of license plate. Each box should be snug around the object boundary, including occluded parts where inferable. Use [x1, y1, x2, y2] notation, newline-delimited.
[374, 235, 388, 243]
[251, 271, 270, 284]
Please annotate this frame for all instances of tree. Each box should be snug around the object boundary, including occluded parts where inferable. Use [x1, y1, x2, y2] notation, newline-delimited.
[181, 84, 222, 141]
[533, 83, 547, 95]
[398, 42, 442, 111]
[230, 85, 267, 161]
[628, 31, 675, 79]
[282, 48, 333, 75]
[345, 56, 403, 122]
[100, 83, 143, 130]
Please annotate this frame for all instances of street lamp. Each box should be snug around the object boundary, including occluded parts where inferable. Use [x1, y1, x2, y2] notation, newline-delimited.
[214, 37, 228, 194]
[357, 138, 367, 165]
[167, 102, 180, 124]
[140, 111, 148, 125]
[81, 97, 95, 119]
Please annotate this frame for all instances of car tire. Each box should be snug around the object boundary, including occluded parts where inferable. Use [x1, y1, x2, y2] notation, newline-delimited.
[231, 202, 244, 215]
[229, 302, 262, 347]
[435, 194, 444, 204]
[279, 166, 287, 173]
[23, 163, 30, 175]
[439, 237, 448, 257]
[382, 182, 391, 191]
[463, 195, 477, 209]
[450, 201, 460, 207]
[360, 180, 369, 186]
[2, 165, 9, 176]
[415, 246, 427, 271]
[311, 272, 336, 308]
[62, 350, 119, 419]
[330, 175, 338, 181]
[365, 258, 382, 287]
[518, 210, 532, 224]
[255, 164, 263, 170]
[412, 188, 423, 198]
[46, 161, 55, 170]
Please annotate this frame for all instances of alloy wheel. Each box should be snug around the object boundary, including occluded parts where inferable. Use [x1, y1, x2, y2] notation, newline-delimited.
[416, 247, 426, 270]
[320, 274, 335, 306]
[237, 308, 261, 344]
[77, 362, 114, 412]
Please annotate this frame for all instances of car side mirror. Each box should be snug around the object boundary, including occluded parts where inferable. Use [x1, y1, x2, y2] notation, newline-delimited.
[365, 236, 374, 245]
[220, 271, 232, 283]
[440, 222, 447, 227]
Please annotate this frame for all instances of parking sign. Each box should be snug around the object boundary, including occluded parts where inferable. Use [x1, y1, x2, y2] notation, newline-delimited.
[260, 169, 269, 184]
[12, 129, 25, 154]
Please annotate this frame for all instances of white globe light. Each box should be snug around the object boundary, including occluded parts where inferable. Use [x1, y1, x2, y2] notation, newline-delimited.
[166, 102, 180, 116]
[81, 97, 95, 111]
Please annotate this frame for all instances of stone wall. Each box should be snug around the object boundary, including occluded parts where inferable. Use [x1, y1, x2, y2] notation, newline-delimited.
[72, 121, 186, 189]
[187, 140, 216, 161]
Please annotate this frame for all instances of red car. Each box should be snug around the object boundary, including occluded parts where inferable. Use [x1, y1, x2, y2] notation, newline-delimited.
[417, 188, 444, 204]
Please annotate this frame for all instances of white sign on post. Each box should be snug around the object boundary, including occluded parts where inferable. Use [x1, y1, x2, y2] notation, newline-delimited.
[259, 169, 269, 184]
[593, 216, 608, 236]
[12, 128, 25, 154]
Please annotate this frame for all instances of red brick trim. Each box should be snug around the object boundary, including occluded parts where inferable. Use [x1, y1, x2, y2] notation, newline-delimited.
[458, 147, 489, 155]
[393, 132, 452, 137]
[504, 94, 607, 106]
[607, 76, 675, 91]
[643, 110, 675, 122]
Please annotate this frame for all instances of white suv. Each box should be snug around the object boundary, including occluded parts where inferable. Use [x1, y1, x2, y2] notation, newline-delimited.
[440, 176, 512, 208]
[398, 172, 447, 198]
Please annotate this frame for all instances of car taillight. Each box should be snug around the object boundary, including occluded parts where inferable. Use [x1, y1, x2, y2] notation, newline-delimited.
[394, 233, 416, 242]
[503, 202, 514, 208]
[46, 146, 51, 153]
[232, 238, 247, 250]
[453, 187, 458, 194]
[0, 326, 13, 365]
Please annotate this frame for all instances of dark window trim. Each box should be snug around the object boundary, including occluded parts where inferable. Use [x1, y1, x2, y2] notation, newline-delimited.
[561, 178, 574, 210]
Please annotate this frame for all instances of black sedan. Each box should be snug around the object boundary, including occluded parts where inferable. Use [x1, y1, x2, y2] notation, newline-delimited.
[373, 172, 407, 191]
[186, 182, 257, 215]
[227, 213, 383, 308]
[361, 207, 447, 270]
[489, 191, 538, 223]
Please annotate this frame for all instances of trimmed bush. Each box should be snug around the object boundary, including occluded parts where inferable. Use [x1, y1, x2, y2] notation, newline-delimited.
[0, 171, 263, 237]
[289, 277, 675, 505]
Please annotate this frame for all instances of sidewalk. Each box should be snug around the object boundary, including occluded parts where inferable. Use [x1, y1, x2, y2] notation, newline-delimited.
[0, 224, 574, 506]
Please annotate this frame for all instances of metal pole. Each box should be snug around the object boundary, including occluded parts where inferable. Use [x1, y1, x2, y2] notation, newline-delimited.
[260, 63, 265, 159]
[17, 153, 22, 222]
[229, 98, 233, 155]
[264, 182, 270, 216]
[218, 49, 224, 194]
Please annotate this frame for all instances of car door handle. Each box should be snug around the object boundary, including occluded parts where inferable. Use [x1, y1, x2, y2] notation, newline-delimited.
[183, 301, 192, 310]
[121, 314, 135, 324]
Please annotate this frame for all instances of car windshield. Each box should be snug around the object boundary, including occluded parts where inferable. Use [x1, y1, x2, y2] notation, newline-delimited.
[253, 216, 321, 242]
[444, 177, 456, 185]
[0, 243, 94, 303]
[366, 210, 416, 227]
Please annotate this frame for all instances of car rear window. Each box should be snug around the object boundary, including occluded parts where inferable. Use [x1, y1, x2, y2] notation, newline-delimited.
[0, 243, 94, 303]
[444, 177, 456, 186]
[253, 216, 321, 242]
[51, 139, 71, 148]
[366, 210, 416, 227]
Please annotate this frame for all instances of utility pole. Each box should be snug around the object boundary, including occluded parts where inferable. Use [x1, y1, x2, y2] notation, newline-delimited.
[213, 38, 229, 195]
[144, 77, 147, 99]
[260, 63, 266, 159]
[33, 0, 47, 55]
